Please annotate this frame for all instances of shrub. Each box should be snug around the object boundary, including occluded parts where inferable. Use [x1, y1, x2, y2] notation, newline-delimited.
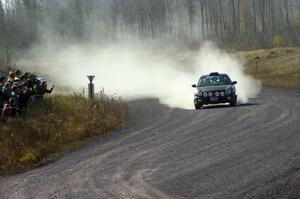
[273, 35, 282, 47]
[0, 92, 128, 173]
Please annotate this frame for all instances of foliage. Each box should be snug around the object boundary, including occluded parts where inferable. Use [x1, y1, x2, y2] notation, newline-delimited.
[273, 35, 282, 48]
[0, 93, 128, 174]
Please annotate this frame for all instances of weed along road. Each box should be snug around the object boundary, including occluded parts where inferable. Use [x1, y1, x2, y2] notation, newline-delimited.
[1, 88, 300, 199]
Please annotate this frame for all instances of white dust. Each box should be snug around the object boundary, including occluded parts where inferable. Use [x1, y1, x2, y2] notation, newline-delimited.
[21, 41, 261, 109]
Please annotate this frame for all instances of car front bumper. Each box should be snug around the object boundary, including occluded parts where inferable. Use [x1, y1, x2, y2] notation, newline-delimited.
[194, 94, 237, 105]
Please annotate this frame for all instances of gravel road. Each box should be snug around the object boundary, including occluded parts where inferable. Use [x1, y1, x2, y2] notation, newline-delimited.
[1, 88, 300, 199]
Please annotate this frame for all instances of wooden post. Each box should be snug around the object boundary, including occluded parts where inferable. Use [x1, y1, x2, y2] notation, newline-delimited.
[255, 56, 261, 74]
[87, 75, 95, 99]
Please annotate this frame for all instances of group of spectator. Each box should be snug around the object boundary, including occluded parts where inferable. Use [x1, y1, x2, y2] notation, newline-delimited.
[0, 70, 54, 121]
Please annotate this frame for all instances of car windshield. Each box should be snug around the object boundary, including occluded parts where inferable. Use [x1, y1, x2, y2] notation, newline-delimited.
[198, 75, 231, 87]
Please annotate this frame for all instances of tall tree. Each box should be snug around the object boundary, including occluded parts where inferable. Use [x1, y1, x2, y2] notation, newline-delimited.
[0, 0, 5, 36]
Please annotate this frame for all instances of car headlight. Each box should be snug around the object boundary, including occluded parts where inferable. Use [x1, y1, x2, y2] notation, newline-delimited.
[194, 91, 202, 97]
[225, 88, 232, 95]
[203, 92, 208, 97]
[215, 92, 220, 97]
[208, 92, 213, 97]
[220, 91, 225, 96]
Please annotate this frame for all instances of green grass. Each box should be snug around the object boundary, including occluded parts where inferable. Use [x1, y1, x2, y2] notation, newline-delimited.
[0, 93, 128, 174]
[237, 47, 300, 90]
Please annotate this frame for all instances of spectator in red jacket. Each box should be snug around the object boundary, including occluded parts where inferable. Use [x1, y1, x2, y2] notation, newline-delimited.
[1, 103, 13, 121]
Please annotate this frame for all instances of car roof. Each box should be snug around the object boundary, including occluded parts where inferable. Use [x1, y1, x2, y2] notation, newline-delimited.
[200, 72, 229, 78]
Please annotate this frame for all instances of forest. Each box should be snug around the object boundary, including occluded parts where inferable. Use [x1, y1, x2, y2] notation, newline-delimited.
[1, 0, 300, 66]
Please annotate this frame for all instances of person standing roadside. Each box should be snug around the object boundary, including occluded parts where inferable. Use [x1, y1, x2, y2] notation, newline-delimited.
[36, 81, 54, 100]
[1, 103, 13, 121]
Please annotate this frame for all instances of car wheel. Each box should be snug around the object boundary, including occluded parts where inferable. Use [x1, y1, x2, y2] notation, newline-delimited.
[195, 103, 202, 110]
[230, 96, 237, 107]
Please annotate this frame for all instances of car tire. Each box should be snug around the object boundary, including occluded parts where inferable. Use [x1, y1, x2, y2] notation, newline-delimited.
[195, 103, 202, 110]
[230, 96, 237, 107]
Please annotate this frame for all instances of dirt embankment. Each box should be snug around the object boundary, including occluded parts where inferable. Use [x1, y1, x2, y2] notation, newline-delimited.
[237, 48, 300, 90]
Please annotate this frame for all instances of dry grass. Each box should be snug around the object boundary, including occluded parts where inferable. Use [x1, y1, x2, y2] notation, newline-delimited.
[236, 47, 300, 90]
[0, 93, 128, 174]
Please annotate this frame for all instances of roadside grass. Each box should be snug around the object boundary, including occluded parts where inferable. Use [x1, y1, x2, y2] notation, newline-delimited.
[237, 48, 300, 90]
[0, 93, 128, 174]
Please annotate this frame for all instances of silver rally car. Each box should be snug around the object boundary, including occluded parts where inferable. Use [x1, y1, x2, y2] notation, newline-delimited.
[192, 72, 237, 109]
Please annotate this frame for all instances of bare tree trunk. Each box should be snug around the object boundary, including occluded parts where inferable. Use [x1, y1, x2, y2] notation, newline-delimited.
[187, 0, 194, 38]
[200, 0, 205, 38]
[237, 0, 240, 38]
[218, 0, 223, 37]
[230, 0, 237, 38]
[284, 0, 290, 29]
[204, 0, 209, 36]
[252, 0, 257, 36]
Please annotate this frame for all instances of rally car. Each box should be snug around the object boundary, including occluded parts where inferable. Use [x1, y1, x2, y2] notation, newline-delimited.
[192, 72, 237, 109]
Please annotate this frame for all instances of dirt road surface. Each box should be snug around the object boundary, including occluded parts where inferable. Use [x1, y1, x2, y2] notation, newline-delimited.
[1, 88, 300, 199]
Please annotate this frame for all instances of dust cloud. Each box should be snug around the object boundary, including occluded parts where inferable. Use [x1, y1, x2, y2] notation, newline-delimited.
[21, 41, 261, 109]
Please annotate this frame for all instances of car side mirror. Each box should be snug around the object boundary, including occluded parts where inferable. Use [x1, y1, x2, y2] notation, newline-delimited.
[192, 84, 197, 88]
[232, 81, 237, 85]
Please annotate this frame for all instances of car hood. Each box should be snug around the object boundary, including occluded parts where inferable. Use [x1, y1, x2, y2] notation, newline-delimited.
[197, 85, 232, 92]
